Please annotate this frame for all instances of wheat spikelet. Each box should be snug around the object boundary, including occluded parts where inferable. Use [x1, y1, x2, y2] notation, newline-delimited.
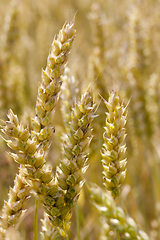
[41, 213, 60, 240]
[99, 217, 115, 240]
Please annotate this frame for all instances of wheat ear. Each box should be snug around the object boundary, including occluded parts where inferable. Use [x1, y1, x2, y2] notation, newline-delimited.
[0, 172, 30, 239]
[53, 87, 96, 237]
[89, 183, 150, 240]
[60, 67, 79, 132]
[0, 111, 31, 239]
[101, 90, 127, 199]
[31, 21, 76, 143]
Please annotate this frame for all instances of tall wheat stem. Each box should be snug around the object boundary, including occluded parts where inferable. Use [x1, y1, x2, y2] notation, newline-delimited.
[34, 199, 39, 240]
[76, 205, 81, 240]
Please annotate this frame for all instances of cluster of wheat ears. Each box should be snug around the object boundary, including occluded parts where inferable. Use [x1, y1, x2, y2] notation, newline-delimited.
[1, 0, 160, 239]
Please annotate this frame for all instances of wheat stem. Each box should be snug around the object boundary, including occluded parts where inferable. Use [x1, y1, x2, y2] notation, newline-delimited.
[116, 231, 120, 240]
[76, 205, 81, 240]
[34, 199, 39, 240]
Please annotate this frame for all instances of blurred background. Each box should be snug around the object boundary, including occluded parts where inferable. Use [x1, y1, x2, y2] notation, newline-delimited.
[0, 0, 160, 239]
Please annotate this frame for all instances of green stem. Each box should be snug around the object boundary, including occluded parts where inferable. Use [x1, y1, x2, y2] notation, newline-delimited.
[65, 235, 69, 240]
[150, 143, 160, 201]
[76, 204, 81, 240]
[34, 199, 39, 240]
[116, 231, 120, 240]
[149, 143, 160, 239]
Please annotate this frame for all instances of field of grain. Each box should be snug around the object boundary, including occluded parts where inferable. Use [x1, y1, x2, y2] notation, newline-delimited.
[0, 0, 160, 239]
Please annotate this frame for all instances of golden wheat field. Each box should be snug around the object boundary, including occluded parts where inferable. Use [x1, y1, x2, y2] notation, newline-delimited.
[0, 0, 160, 239]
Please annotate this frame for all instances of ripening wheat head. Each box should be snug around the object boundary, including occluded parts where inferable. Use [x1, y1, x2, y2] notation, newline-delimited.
[101, 90, 127, 199]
